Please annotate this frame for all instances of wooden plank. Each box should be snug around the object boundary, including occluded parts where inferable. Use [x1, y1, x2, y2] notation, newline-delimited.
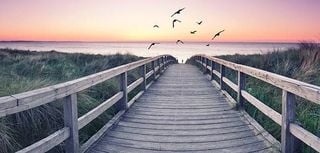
[128, 91, 144, 108]
[220, 65, 226, 90]
[64, 94, 79, 153]
[116, 72, 128, 111]
[78, 92, 123, 129]
[197, 55, 320, 104]
[80, 110, 125, 153]
[222, 77, 238, 92]
[212, 69, 221, 78]
[241, 90, 282, 125]
[281, 90, 297, 153]
[127, 78, 143, 93]
[16, 127, 70, 153]
[146, 70, 154, 79]
[152, 61, 156, 80]
[142, 64, 147, 90]
[237, 72, 246, 109]
[290, 123, 320, 152]
[0, 96, 17, 109]
[211, 60, 215, 80]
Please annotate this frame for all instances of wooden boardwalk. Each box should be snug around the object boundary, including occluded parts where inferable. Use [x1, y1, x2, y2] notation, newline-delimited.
[88, 64, 275, 153]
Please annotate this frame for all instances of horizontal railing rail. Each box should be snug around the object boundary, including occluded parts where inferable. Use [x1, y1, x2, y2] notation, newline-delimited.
[0, 55, 177, 153]
[192, 54, 320, 153]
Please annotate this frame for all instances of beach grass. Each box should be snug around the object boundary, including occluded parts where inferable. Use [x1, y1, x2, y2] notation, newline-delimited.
[0, 48, 143, 153]
[187, 42, 320, 153]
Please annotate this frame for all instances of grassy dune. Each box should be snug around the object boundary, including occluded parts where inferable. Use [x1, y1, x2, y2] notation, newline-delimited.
[188, 43, 320, 153]
[0, 49, 143, 153]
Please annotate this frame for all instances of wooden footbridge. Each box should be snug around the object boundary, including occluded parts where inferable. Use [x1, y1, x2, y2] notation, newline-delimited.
[1, 55, 320, 153]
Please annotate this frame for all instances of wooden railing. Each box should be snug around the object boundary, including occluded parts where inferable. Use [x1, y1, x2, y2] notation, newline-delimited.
[0, 55, 177, 153]
[192, 55, 320, 153]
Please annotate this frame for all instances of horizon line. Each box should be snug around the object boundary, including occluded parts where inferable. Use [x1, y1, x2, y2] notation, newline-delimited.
[0, 40, 303, 44]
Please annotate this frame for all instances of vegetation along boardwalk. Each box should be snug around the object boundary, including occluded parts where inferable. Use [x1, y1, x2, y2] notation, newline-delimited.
[1, 54, 320, 153]
[88, 64, 276, 153]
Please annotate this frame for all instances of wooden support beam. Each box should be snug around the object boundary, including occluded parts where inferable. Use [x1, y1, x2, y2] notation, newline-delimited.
[211, 60, 215, 80]
[116, 72, 128, 111]
[64, 94, 79, 153]
[141, 64, 147, 91]
[220, 65, 226, 90]
[237, 72, 246, 109]
[281, 90, 298, 153]
[152, 61, 156, 80]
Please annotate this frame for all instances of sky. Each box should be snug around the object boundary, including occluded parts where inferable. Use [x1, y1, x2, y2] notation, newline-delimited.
[0, 0, 320, 42]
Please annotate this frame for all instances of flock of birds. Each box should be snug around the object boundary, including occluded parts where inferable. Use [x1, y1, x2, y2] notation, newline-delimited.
[148, 7, 225, 50]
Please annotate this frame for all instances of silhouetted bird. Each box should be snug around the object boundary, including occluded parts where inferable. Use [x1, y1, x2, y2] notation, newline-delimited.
[190, 31, 197, 34]
[176, 40, 184, 44]
[206, 43, 210, 46]
[153, 25, 159, 28]
[196, 21, 203, 25]
[171, 8, 185, 17]
[148, 43, 160, 50]
[212, 30, 225, 40]
[172, 19, 181, 28]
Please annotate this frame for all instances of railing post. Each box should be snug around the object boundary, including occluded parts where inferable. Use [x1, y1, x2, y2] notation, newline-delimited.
[157, 58, 161, 74]
[281, 90, 297, 153]
[237, 71, 246, 109]
[141, 64, 147, 90]
[117, 72, 128, 110]
[161, 56, 165, 71]
[220, 65, 225, 90]
[203, 58, 207, 74]
[64, 93, 79, 153]
[152, 61, 156, 80]
[211, 60, 215, 80]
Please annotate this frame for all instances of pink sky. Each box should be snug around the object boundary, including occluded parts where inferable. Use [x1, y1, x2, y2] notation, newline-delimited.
[0, 0, 320, 42]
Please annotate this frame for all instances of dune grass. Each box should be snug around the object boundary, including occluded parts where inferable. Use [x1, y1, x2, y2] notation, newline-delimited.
[0, 48, 143, 153]
[187, 43, 320, 153]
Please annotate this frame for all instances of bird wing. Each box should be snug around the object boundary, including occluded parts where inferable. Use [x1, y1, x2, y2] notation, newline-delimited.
[219, 30, 225, 34]
[171, 12, 177, 17]
[148, 43, 154, 50]
[172, 21, 175, 28]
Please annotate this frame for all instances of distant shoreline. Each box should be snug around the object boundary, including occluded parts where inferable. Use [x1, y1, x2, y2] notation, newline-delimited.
[0, 40, 301, 44]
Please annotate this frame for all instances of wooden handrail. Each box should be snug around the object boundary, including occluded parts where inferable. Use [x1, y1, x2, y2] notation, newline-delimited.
[0, 55, 177, 153]
[192, 54, 320, 153]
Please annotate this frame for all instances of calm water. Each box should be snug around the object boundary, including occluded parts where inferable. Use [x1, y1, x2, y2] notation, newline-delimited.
[0, 42, 298, 62]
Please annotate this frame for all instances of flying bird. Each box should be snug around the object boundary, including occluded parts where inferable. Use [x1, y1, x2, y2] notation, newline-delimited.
[190, 30, 197, 34]
[206, 43, 210, 46]
[172, 19, 181, 28]
[171, 8, 185, 17]
[196, 21, 203, 25]
[148, 43, 160, 50]
[176, 40, 184, 44]
[153, 25, 159, 28]
[212, 30, 225, 40]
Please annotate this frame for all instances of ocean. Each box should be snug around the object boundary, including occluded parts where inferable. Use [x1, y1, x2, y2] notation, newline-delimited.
[0, 42, 298, 62]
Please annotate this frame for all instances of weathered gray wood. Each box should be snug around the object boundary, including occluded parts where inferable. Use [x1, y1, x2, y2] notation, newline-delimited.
[116, 72, 128, 111]
[237, 71, 246, 109]
[78, 92, 123, 129]
[219, 65, 226, 90]
[211, 60, 215, 80]
[290, 123, 320, 152]
[127, 78, 143, 93]
[64, 94, 79, 153]
[16, 127, 70, 153]
[152, 61, 156, 80]
[281, 90, 297, 153]
[128, 91, 144, 108]
[222, 77, 237, 92]
[146, 70, 154, 79]
[141, 64, 147, 90]
[242, 90, 282, 125]
[87, 64, 274, 152]
[196, 55, 320, 104]
[0, 55, 175, 117]
[81, 110, 125, 153]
